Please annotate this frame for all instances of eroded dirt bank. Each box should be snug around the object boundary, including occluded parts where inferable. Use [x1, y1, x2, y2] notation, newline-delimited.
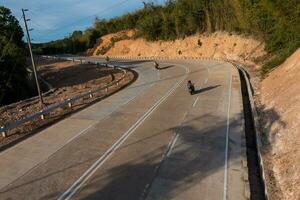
[259, 48, 300, 200]
[92, 30, 266, 70]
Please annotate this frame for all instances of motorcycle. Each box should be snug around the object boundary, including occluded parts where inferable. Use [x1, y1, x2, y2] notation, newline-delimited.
[188, 84, 195, 95]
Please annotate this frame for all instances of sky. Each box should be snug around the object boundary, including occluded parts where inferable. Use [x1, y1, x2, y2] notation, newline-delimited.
[1, 0, 165, 43]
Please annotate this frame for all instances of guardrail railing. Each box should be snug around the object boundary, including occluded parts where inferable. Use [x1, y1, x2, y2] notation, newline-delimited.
[1, 56, 127, 137]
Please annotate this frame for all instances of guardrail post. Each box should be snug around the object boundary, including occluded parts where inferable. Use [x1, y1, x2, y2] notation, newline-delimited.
[105, 87, 108, 93]
[89, 92, 93, 98]
[117, 81, 119, 86]
[67, 99, 72, 108]
[40, 114, 45, 120]
[1, 127, 6, 137]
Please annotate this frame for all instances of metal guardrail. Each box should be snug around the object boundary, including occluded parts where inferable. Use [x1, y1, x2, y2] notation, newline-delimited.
[235, 64, 270, 200]
[1, 56, 127, 137]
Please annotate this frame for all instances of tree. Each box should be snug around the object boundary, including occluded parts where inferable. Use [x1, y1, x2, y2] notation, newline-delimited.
[0, 6, 23, 47]
[0, 6, 27, 105]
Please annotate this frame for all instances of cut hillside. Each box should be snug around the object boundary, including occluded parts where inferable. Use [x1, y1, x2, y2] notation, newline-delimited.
[92, 30, 136, 56]
[259, 48, 300, 200]
[92, 30, 266, 70]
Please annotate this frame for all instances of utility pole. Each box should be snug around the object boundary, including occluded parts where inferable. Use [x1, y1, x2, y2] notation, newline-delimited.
[22, 8, 44, 107]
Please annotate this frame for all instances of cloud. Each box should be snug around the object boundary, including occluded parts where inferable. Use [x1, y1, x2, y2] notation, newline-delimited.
[2, 0, 166, 42]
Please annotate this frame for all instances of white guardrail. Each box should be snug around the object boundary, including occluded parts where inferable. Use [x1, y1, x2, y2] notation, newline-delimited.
[1, 56, 127, 137]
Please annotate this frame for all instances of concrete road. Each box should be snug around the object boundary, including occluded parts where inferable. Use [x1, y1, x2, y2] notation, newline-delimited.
[0, 58, 246, 200]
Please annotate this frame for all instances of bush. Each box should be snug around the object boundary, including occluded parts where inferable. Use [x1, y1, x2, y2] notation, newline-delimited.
[197, 39, 202, 47]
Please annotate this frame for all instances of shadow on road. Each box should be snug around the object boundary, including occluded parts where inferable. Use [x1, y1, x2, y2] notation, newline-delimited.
[72, 114, 237, 200]
[157, 65, 175, 70]
[193, 85, 221, 95]
[0, 102, 283, 200]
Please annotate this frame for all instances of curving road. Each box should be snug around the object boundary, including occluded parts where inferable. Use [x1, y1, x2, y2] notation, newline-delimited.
[0, 58, 246, 200]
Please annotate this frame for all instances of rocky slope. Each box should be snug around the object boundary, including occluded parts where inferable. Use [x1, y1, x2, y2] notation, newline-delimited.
[260, 48, 300, 200]
[92, 30, 266, 70]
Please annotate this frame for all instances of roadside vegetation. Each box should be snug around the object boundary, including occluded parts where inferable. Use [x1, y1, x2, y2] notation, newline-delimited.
[0, 6, 30, 105]
[37, 0, 299, 75]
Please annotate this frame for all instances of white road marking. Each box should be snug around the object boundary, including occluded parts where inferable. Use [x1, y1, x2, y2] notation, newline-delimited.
[192, 96, 199, 107]
[58, 65, 189, 200]
[121, 96, 136, 106]
[166, 111, 188, 157]
[140, 108, 188, 198]
[141, 63, 212, 199]
[223, 70, 232, 200]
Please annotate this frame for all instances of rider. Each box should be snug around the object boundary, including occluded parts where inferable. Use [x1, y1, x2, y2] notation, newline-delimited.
[187, 80, 195, 94]
[187, 80, 194, 89]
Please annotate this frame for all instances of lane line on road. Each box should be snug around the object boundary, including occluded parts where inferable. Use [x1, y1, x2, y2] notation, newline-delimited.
[166, 111, 188, 157]
[140, 108, 188, 199]
[223, 69, 233, 200]
[192, 97, 199, 107]
[58, 65, 189, 200]
[141, 65, 206, 198]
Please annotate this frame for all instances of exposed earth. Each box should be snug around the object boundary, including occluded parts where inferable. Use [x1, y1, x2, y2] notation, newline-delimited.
[259, 48, 300, 200]
[92, 30, 266, 70]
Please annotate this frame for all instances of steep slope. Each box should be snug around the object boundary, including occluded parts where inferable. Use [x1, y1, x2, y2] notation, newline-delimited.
[93, 30, 266, 69]
[260, 48, 300, 200]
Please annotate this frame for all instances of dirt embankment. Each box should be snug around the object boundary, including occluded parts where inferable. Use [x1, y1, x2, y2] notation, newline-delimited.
[92, 30, 266, 70]
[259, 48, 300, 200]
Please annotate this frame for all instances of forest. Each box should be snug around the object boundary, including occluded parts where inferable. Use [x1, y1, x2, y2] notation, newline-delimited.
[37, 0, 300, 74]
[0, 6, 29, 105]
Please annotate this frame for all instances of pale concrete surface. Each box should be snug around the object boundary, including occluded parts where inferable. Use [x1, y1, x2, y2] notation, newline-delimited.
[145, 61, 245, 200]
[0, 59, 158, 191]
[0, 59, 246, 200]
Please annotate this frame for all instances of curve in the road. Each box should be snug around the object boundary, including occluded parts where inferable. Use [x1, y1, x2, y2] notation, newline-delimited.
[0, 58, 247, 200]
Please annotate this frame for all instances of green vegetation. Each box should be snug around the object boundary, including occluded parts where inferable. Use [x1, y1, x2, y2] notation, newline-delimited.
[38, 0, 299, 75]
[0, 6, 28, 105]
